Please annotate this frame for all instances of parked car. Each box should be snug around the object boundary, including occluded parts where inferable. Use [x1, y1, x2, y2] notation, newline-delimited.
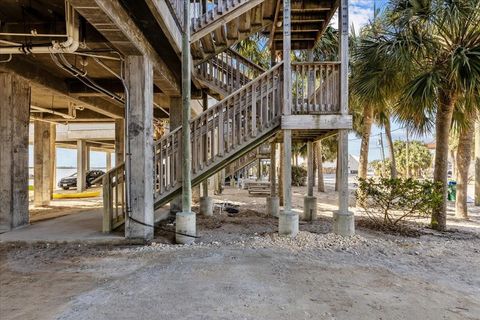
[58, 170, 105, 190]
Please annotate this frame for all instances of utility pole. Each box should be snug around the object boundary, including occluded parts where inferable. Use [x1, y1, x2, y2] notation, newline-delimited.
[405, 126, 410, 178]
[379, 131, 386, 162]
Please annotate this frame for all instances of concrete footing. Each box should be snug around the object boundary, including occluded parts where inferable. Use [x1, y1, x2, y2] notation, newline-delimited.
[199, 196, 213, 216]
[176, 211, 196, 244]
[302, 196, 317, 221]
[333, 211, 355, 236]
[266, 196, 280, 217]
[278, 212, 299, 237]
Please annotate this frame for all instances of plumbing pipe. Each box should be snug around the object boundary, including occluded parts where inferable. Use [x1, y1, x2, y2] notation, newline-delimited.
[0, 2, 80, 55]
[31, 105, 76, 119]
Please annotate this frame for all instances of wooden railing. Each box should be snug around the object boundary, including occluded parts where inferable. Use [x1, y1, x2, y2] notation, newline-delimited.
[154, 62, 284, 203]
[224, 143, 269, 178]
[168, 0, 232, 31]
[102, 163, 126, 233]
[291, 62, 340, 114]
[195, 49, 265, 95]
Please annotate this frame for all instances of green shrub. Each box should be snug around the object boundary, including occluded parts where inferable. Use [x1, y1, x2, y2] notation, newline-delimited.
[291, 166, 307, 186]
[357, 178, 442, 233]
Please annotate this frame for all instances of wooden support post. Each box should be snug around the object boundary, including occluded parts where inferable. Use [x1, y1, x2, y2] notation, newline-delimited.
[34, 121, 54, 206]
[77, 140, 87, 192]
[202, 92, 209, 197]
[124, 55, 154, 240]
[279, 142, 284, 205]
[317, 141, 325, 192]
[0, 73, 30, 232]
[334, 0, 354, 236]
[307, 141, 314, 197]
[270, 142, 277, 196]
[278, 0, 297, 236]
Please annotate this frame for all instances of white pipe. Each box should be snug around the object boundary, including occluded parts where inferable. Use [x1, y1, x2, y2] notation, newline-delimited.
[0, 2, 80, 55]
[31, 105, 76, 119]
[0, 32, 68, 38]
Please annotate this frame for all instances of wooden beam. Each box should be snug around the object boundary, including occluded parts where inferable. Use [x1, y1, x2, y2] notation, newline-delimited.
[144, 0, 182, 55]
[0, 57, 124, 119]
[281, 115, 352, 130]
[70, 0, 180, 96]
[191, 0, 264, 43]
[268, 0, 282, 49]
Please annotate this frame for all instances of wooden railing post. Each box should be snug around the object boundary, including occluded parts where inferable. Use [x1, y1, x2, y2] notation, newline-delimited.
[102, 173, 112, 233]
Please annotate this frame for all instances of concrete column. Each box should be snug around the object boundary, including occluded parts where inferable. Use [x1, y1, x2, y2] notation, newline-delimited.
[86, 144, 91, 171]
[115, 118, 125, 165]
[124, 55, 154, 240]
[0, 73, 30, 232]
[176, 0, 196, 244]
[267, 142, 279, 217]
[34, 121, 54, 206]
[303, 141, 317, 221]
[106, 151, 112, 171]
[76, 140, 87, 192]
[50, 125, 56, 196]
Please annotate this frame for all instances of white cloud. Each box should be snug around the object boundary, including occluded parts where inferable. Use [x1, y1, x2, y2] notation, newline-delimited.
[330, 5, 374, 34]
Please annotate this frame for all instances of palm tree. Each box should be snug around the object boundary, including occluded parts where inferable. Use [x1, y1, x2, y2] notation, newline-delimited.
[355, 0, 480, 230]
[454, 102, 479, 218]
[351, 20, 402, 182]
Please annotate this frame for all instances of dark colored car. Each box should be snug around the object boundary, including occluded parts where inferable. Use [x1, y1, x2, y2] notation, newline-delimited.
[58, 170, 105, 190]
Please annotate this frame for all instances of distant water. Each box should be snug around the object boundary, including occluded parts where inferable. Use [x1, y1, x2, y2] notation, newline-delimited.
[28, 167, 107, 187]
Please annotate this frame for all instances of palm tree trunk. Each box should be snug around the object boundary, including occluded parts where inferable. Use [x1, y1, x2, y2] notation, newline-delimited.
[317, 141, 325, 192]
[384, 117, 398, 179]
[455, 111, 475, 219]
[432, 91, 456, 231]
[358, 104, 374, 179]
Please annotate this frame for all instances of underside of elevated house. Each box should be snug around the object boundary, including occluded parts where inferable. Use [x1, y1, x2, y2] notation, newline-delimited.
[0, 0, 353, 241]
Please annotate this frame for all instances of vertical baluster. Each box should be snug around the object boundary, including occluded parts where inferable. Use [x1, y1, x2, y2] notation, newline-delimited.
[319, 65, 323, 112]
[259, 75, 264, 131]
[158, 141, 163, 194]
[210, 110, 215, 162]
[218, 105, 224, 156]
[313, 65, 317, 112]
[251, 83, 257, 137]
[232, 94, 236, 147]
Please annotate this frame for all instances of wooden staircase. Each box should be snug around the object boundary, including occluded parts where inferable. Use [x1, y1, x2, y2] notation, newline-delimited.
[101, 60, 342, 229]
[168, 0, 276, 64]
[154, 62, 284, 209]
[224, 143, 270, 179]
[194, 48, 265, 99]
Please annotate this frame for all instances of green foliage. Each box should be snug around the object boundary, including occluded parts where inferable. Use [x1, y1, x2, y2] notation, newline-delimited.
[394, 140, 432, 177]
[234, 34, 270, 69]
[357, 178, 443, 232]
[370, 140, 432, 178]
[291, 166, 307, 187]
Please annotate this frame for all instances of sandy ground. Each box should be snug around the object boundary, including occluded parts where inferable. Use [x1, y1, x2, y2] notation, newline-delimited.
[1, 184, 479, 320]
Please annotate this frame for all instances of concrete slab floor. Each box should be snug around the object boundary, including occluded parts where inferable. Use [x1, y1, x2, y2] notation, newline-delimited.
[0, 208, 122, 242]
